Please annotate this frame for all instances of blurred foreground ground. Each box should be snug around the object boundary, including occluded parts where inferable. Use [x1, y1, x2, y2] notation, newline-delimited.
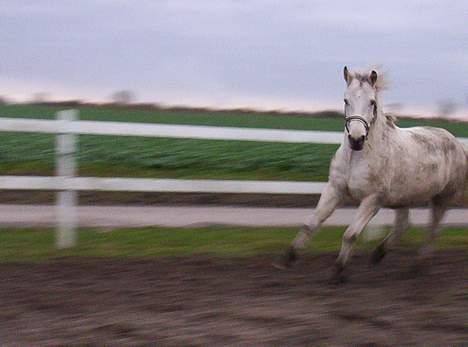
[0, 252, 465, 345]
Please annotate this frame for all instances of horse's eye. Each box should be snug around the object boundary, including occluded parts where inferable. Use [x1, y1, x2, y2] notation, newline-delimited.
[344, 99, 349, 105]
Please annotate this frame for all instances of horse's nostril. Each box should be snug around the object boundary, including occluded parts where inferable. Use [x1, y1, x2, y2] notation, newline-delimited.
[348, 135, 365, 145]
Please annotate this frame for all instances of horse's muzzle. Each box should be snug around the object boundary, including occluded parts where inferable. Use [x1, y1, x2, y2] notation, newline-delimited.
[348, 135, 365, 151]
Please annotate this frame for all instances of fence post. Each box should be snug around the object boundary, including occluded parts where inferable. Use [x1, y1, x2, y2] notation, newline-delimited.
[56, 110, 78, 248]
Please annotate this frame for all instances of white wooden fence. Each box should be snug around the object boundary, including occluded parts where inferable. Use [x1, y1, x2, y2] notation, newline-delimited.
[1, 110, 467, 248]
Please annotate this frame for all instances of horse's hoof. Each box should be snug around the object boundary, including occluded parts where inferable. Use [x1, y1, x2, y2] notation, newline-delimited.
[370, 244, 386, 265]
[272, 247, 297, 270]
[329, 264, 348, 285]
[409, 259, 429, 277]
[329, 272, 347, 285]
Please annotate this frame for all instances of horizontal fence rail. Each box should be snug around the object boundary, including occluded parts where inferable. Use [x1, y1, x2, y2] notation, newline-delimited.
[1, 111, 467, 248]
[0, 117, 345, 144]
[2, 116, 467, 145]
[0, 176, 327, 194]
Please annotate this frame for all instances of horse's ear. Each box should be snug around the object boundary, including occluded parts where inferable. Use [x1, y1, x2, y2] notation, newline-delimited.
[370, 70, 378, 87]
[343, 66, 351, 84]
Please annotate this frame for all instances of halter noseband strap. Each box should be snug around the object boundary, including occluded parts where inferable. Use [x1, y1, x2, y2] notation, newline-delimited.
[345, 115, 370, 139]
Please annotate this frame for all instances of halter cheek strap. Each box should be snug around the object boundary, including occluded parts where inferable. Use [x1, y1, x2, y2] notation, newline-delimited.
[345, 115, 370, 139]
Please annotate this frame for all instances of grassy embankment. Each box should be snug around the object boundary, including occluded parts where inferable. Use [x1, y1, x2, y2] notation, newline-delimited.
[0, 226, 466, 263]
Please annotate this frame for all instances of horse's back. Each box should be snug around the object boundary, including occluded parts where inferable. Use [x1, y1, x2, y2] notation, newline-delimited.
[390, 126, 467, 204]
[402, 126, 465, 164]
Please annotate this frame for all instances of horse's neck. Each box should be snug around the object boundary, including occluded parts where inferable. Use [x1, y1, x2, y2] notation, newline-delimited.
[368, 108, 388, 145]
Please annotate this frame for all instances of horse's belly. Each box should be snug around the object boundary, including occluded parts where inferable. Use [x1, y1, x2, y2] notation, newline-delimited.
[383, 170, 448, 207]
[347, 163, 450, 206]
[383, 188, 437, 207]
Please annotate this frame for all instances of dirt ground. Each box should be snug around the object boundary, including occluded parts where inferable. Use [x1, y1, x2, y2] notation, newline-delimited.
[0, 251, 466, 346]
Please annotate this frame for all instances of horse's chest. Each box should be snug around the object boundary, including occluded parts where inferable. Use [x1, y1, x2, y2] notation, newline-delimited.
[330, 147, 383, 200]
[346, 159, 378, 199]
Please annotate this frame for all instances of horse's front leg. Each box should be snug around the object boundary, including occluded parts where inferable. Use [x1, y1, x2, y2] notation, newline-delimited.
[413, 200, 448, 273]
[274, 182, 342, 269]
[333, 195, 380, 283]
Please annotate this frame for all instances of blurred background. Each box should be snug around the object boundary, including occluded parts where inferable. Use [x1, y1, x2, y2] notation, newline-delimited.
[1, 1, 467, 117]
[0, 1, 467, 345]
[0, 0, 467, 206]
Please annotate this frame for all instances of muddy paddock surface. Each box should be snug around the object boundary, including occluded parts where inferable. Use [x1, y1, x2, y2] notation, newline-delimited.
[0, 251, 466, 346]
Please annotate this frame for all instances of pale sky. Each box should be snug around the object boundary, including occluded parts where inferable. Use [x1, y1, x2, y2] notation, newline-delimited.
[1, 1, 467, 118]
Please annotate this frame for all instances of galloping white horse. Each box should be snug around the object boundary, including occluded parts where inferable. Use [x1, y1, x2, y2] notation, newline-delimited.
[275, 67, 468, 283]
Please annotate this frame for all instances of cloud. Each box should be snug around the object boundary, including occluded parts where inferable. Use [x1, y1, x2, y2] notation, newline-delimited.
[0, 0, 466, 116]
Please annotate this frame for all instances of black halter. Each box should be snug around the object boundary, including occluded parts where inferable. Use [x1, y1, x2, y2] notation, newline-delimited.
[345, 115, 370, 139]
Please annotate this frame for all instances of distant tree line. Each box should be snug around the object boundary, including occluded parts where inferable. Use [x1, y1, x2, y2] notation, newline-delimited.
[0, 89, 465, 121]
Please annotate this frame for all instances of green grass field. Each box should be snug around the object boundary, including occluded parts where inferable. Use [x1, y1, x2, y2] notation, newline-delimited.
[1, 104, 467, 181]
[0, 226, 466, 263]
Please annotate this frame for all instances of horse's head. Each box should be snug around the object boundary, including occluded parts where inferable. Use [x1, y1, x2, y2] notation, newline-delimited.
[343, 66, 379, 151]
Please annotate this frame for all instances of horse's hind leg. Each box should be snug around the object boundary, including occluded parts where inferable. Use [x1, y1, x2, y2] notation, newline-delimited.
[418, 199, 448, 261]
[371, 208, 409, 264]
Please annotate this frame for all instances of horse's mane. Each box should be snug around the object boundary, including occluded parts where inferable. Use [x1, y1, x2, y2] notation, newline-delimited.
[384, 113, 397, 128]
[352, 66, 389, 92]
